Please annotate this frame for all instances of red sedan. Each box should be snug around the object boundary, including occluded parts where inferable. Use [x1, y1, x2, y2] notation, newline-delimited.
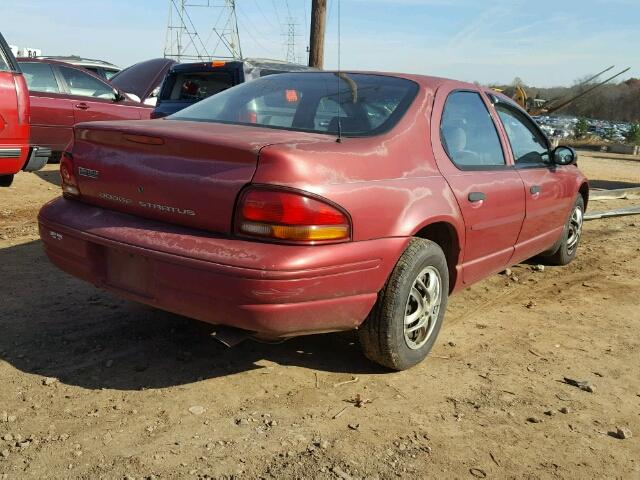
[17, 58, 157, 158]
[38, 72, 588, 370]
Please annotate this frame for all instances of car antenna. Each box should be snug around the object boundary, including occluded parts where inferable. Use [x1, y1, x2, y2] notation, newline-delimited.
[336, 0, 343, 143]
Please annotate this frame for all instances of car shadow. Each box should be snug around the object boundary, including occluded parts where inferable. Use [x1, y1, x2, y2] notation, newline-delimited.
[0, 240, 383, 391]
[34, 169, 61, 187]
[589, 179, 640, 189]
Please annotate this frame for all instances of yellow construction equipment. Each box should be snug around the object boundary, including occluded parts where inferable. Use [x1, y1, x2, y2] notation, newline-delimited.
[494, 66, 631, 115]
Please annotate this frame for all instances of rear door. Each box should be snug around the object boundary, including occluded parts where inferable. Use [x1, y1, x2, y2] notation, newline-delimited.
[56, 64, 146, 123]
[0, 33, 29, 175]
[491, 99, 576, 262]
[19, 60, 74, 152]
[432, 86, 526, 285]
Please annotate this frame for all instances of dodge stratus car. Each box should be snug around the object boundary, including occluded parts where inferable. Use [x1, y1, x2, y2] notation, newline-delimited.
[38, 71, 588, 370]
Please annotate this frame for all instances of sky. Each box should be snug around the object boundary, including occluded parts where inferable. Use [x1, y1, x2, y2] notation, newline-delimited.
[1, 0, 638, 87]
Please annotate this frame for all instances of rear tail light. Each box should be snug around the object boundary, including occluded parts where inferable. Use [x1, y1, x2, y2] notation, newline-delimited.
[13, 74, 29, 125]
[60, 150, 79, 197]
[235, 187, 351, 244]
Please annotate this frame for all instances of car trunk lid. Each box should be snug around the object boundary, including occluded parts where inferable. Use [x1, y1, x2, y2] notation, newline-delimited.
[71, 119, 325, 234]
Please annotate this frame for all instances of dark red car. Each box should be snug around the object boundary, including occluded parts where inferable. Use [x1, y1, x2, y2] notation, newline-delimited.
[0, 33, 48, 186]
[38, 72, 588, 370]
[17, 58, 163, 159]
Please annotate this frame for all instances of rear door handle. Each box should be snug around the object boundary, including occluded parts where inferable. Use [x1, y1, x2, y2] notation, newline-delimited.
[468, 192, 486, 202]
[75, 103, 89, 110]
[530, 185, 541, 194]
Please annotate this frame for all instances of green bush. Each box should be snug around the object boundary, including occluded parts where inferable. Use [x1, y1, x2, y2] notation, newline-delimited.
[625, 123, 640, 145]
[573, 118, 588, 139]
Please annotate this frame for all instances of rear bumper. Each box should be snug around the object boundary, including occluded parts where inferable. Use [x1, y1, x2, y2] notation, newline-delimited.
[0, 146, 28, 175]
[38, 198, 409, 337]
[0, 145, 51, 175]
[23, 146, 51, 171]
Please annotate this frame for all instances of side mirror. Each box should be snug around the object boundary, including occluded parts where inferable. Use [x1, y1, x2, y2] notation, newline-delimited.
[553, 146, 577, 166]
[112, 89, 125, 102]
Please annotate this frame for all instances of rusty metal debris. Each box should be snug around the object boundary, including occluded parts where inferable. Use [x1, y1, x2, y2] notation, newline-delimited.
[590, 187, 640, 201]
[584, 206, 640, 220]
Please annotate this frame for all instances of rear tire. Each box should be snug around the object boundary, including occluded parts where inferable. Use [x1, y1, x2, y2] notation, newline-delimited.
[0, 175, 14, 187]
[358, 238, 449, 370]
[545, 195, 584, 266]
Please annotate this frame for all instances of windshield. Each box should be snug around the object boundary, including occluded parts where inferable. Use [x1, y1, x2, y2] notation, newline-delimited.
[168, 72, 419, 137]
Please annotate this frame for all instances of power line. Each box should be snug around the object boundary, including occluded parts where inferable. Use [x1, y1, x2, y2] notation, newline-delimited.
[164, 0, 242, 61]
[236, 4, 280, 57]
[252, 0, 277, 30]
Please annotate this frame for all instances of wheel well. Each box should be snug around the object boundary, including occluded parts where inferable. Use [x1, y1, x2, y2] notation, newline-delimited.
[414, 222, 460, 293]
[579, 182, 589, 210]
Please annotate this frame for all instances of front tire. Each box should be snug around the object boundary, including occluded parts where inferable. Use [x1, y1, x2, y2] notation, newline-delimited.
[358, 238, 449, 370]
[545, 195, 584, 266]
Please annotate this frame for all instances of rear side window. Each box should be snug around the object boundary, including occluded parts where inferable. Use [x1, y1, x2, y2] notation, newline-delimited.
[167, 71, 234, 101]
[19, 62, 60, 93]
[170, 72, 418, 137]
[440, 91, 505, 168]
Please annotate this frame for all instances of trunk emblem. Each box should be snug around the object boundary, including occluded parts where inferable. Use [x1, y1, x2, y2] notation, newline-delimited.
[78, 167, 99, 179]
[138, 186, 144, 193]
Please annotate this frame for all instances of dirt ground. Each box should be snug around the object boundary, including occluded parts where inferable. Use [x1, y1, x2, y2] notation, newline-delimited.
[1, 153, 639, 479]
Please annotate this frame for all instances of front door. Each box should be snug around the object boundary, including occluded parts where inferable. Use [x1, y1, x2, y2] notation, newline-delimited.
[492, 101, 575, 263]
[432, 87, 525, 285]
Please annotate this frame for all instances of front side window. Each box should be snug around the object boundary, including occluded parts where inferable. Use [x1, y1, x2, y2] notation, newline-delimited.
[495, 104, 549, 166]
[59, 66, 114, 99]
[169, 72, 419, 137]
[440, 91, 505, 168]
[18, 62, 60, 93]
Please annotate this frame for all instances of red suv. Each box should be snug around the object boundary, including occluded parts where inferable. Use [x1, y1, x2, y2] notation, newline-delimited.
[0, 33, 48, 186]
[38, 72, 588, 370]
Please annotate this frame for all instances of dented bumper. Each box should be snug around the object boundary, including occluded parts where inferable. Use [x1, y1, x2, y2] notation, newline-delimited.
[38, 197, 408, 337]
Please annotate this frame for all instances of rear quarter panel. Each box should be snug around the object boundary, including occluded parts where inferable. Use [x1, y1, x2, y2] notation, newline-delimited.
[252, 83, 465, 282]
[0, 72, 29, 174]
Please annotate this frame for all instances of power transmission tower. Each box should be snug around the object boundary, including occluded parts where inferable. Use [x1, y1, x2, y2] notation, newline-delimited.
[284, 17, 300, 63]
[164, 0, 243, 62]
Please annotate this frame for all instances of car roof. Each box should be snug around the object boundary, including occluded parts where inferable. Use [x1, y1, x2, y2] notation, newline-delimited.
[240, 69, 477, 92]
[169, 57, 314, 72]
[37, 55, 120, 69]
[17, 57, 114, 85]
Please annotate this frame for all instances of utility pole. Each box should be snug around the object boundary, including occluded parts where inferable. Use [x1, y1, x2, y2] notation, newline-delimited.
[308, 0, 327, 68]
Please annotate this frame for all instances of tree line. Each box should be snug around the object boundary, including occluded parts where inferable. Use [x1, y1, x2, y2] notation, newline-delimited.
[496, 78, 640, 123]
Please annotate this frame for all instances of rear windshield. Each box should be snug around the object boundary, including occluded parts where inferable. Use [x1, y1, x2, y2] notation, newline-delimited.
[165, 71, 235, 102]
[168, 72, 419, 137]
